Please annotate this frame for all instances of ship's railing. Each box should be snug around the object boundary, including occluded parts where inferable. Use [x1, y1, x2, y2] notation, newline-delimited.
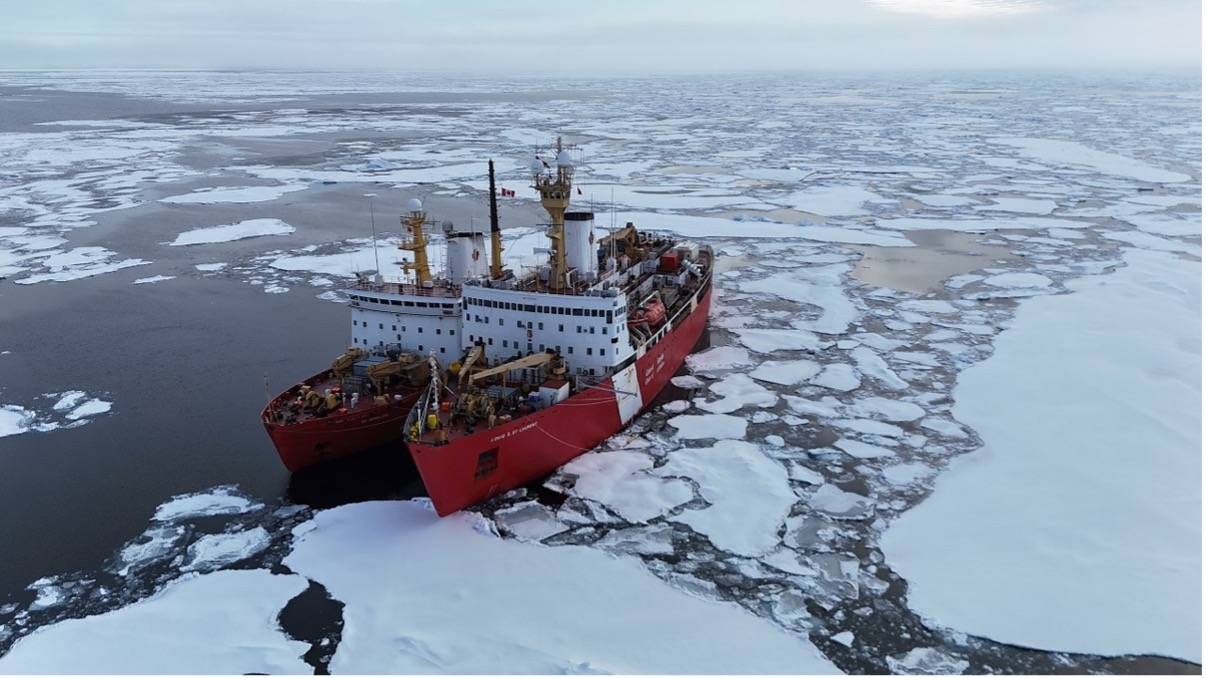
[349, 278, 463, 298]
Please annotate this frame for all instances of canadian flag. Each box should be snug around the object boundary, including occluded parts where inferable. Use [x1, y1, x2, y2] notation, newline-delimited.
[499, 188, 516, 197]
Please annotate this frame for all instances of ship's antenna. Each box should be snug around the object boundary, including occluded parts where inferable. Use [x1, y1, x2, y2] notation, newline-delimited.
[366, 193, 381, 274]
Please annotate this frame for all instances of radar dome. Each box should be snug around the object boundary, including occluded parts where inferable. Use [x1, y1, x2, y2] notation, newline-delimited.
[442, 220, 454, 233]
[406, 198, 423, 212]
[556, 149, 573, 168]
[530, 158, 545, 175]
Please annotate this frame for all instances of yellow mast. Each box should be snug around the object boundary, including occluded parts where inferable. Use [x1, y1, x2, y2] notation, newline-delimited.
[532, 136, 574, 291]
[488, 159, 504, 279]
[398, 199, 434, 285]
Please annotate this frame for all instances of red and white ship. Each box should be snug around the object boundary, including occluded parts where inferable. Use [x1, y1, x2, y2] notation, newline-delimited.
[262, 199, 485, 471]
[402, 140, 714, 516]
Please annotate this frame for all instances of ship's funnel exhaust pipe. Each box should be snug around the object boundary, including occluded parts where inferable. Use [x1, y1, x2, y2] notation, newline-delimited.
[488, 160, 504, 279]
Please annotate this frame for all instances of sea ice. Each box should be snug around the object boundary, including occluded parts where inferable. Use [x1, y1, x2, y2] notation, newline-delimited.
[159, 184, 308, 204]
[685, 345, 751, 372]
[132, 275, 175, 284]
[809, 484, 874, 520]
[0, 570, 311, 674]
[843, 395, 926, 422]
[748, 359, 822, 386]
[829, 630, 855, 647]
[849, 347, 910, 390]
[652, 440, 795, 557]
[809, 363, 861, 392]
[832, 419, 904, 438]
[65, 399, 112, 420]
[181, 527, 271, 572]
[667, 414, 748, 440]
[881, 247, 1202, 662]
[283, 501, 838, 674]
[560, 450, 693, 523]
[834, 438, 897, 459]
[735, 327, 831, 354]
[880, 463, 933, 487]
[886, 647, 970, 675]
[170, 218, 294, 246]
[696, 374, 778, 414]
[152, 486, 264, 522]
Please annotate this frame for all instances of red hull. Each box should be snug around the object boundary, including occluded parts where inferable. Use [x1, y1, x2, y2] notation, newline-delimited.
[261, 370, 421, 472]
[408, 285, 713, 516]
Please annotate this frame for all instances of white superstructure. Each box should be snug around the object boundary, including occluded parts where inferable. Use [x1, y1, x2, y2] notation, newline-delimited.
[340, 141, 707, 382]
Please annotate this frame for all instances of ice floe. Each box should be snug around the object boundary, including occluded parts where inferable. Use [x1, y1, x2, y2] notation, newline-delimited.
[169, 218, 295, 246]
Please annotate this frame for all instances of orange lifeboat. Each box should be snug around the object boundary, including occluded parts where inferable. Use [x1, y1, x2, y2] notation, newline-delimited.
[628, 297, 666, 328]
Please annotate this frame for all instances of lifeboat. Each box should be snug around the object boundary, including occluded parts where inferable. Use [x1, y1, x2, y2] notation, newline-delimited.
[628, 297, 666, 328]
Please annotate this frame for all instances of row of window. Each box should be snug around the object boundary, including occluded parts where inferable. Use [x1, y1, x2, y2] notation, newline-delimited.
[350, 295, 458, 310]
[466, 316, 616, 335]
[464, 334, 616, 356]
[466, 297, 616, 321]
[350, 337, 447, 353]
[352, 320, 455, 336]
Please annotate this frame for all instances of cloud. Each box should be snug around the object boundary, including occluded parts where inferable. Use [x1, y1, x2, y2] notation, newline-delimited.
[867, 0, 1051, 19]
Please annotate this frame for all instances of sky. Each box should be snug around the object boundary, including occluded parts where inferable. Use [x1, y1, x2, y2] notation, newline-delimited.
[0, 0, 1200, 73]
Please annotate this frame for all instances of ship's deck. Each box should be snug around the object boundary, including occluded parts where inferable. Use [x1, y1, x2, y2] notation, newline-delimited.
[347, 279, 462, 298]
[264, 369, 419, 426]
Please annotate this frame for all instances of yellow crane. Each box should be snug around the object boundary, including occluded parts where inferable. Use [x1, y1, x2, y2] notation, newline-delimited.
[467, 351, 566, 386]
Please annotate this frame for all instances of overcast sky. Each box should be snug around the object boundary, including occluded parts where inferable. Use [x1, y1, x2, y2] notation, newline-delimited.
[1, 0, 1200, 73]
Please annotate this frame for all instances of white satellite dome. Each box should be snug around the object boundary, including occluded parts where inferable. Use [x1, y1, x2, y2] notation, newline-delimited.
[556, 149, 573, 168]
[442, 220, 454, 233]
[406, 198, 423, 212]
[530, 158, 545, 175]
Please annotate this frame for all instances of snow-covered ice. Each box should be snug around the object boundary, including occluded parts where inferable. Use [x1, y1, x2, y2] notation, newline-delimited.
[169, 218, 295, 246]
[881, 248, 1201, 662]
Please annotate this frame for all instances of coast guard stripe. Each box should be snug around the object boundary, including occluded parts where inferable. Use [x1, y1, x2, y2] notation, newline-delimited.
[612, 364, 643, 425]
